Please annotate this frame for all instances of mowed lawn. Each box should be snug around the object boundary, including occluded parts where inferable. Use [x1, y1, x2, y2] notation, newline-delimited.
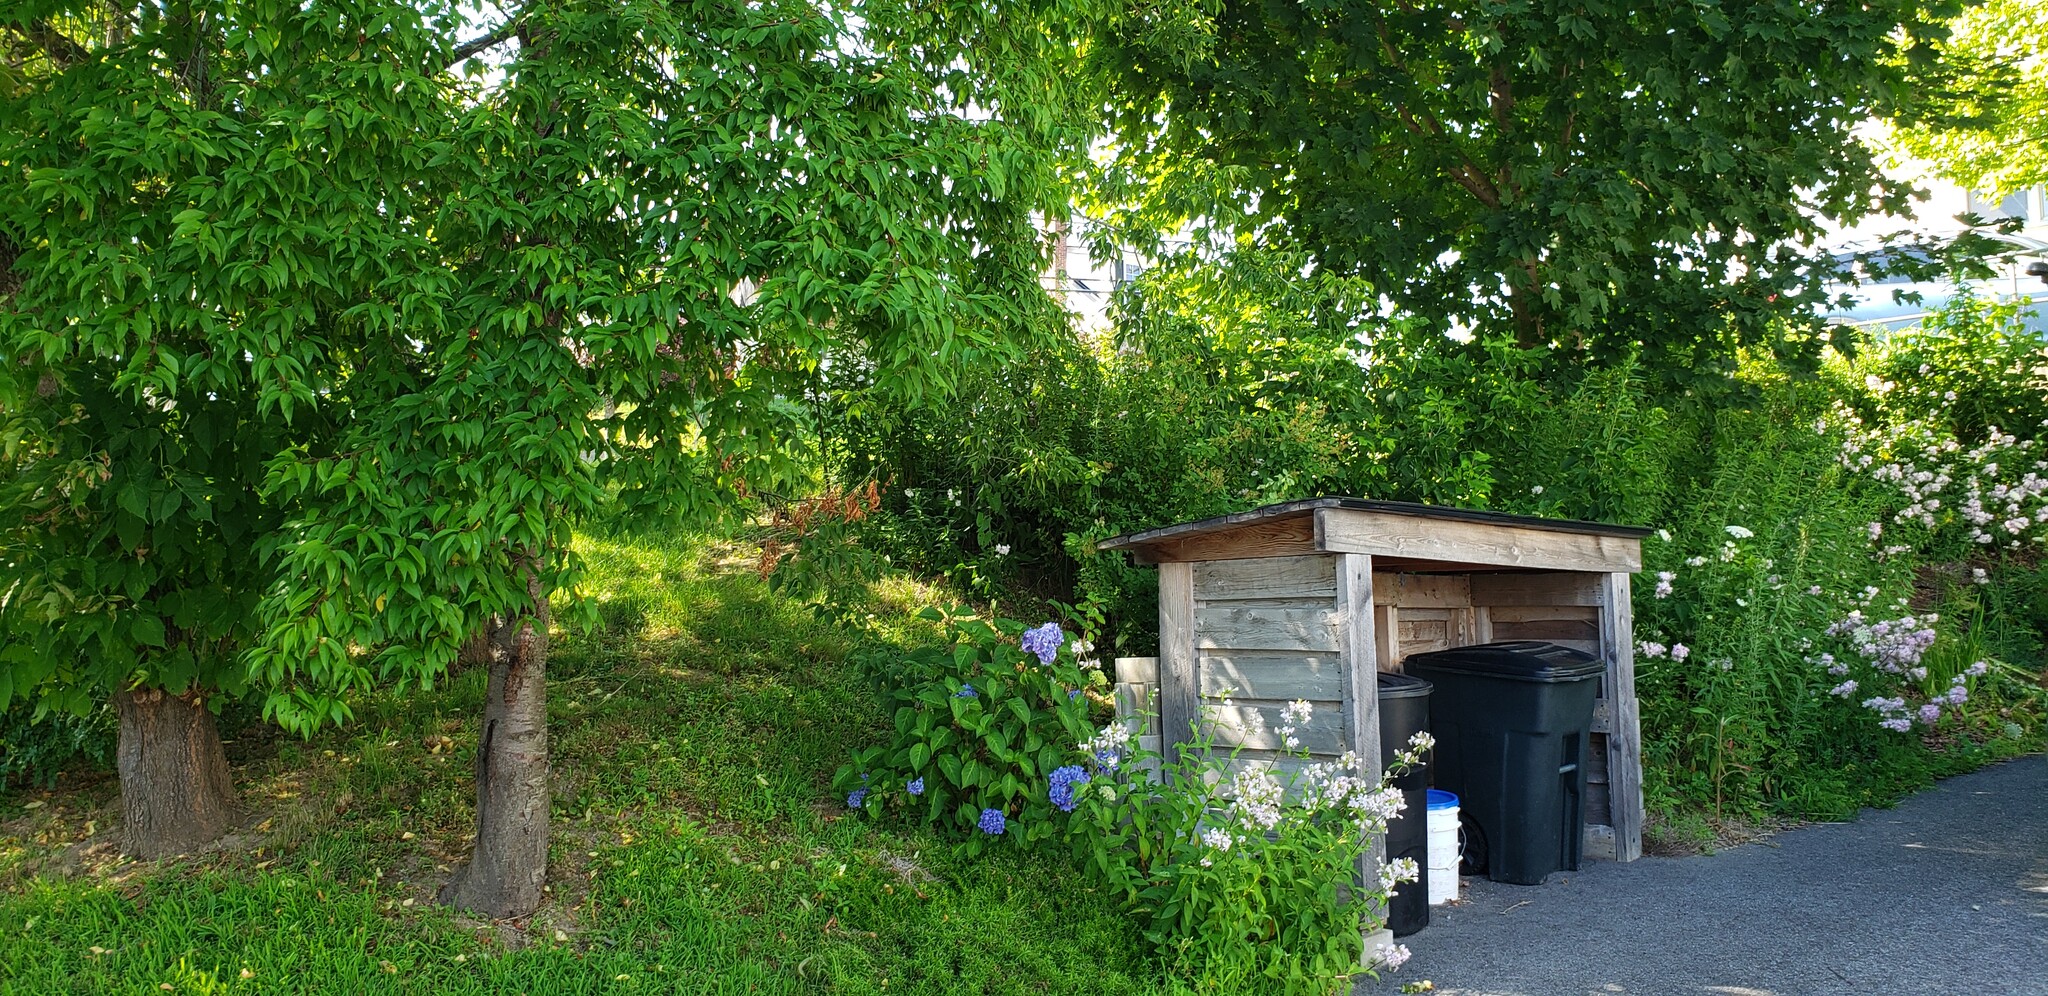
[0, 530, 1170, 995]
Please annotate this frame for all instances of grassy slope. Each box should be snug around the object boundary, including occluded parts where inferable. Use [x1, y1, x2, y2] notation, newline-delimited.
[0, 529, 1169, 995]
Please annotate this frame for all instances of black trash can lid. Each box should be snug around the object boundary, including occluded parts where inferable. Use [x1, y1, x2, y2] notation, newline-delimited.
[1376, 671, 1433, 699]
[1403, 640, 1604, 681]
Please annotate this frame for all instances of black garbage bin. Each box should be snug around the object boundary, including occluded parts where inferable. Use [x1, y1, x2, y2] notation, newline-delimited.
[1403, 641, 1603, 886]
[1375, 672, 1432, 936]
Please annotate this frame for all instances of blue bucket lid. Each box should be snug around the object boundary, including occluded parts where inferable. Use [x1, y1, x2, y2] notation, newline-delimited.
[1426, 789, 1458, 810]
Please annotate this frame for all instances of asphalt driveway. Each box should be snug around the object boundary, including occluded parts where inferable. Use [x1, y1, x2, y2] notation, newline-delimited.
[1364, 755, 2048, 996]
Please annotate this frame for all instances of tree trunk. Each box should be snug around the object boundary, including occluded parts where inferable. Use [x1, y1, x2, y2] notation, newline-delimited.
[115, 687, 239, 859]
[439, 594, 551, 919]
[1508, 262, 1547, 349]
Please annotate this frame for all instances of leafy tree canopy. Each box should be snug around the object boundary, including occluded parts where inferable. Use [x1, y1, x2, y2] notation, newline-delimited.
[1088, 0, 1964, 378]
[1888, 0, 2048, 196]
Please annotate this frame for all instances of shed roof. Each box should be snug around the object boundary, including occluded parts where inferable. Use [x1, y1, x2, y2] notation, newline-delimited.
[1097, 497, 1651, 572]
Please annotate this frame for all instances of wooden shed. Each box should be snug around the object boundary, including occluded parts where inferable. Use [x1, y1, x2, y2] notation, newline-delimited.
[1098, 497, 1652, 863]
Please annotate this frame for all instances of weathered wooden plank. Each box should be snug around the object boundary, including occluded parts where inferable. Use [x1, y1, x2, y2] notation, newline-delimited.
[1474, 605, 1493, 642]
[1114, 682, 1154, 734]
[1194, 606, 1343, 653]
[1137, 514, 1319, 564]
[1115, 656, 1160, 686]
[1338, 553, 1383, 870]
[1590, 697, 1612, 735]
[1397, 617, 1450, 651]
[1193, 555, 1336, 602]
[1489, 617, 1600, 642]
[1159, 562, 1198, 755]
[1317, 507, 1642, 573]
[1198, 652, 1346, 701]
[1368, 573, 1473, 609]
[1486, 604, 1599, 623]
[1200, 701, 1346, 754]
[1599, 571, 1644, 862]
[1470, 571, 1606, 607]
[1374, 604, 1400, 672]
[1582, 825, 1617, 862]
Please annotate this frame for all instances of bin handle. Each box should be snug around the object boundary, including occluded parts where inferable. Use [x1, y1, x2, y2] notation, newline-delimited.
[1557, 763, 1578, 775]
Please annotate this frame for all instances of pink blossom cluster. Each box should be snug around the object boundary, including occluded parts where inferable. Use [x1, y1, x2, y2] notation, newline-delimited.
[1825, 611, 1936, 674]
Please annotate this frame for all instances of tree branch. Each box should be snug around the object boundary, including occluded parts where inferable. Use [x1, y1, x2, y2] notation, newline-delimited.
[448, 7, 528, 67]
[6, 17, 90, 67]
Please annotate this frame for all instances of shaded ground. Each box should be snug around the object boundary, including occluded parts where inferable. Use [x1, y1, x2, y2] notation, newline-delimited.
[1366, 755, 2048, 996]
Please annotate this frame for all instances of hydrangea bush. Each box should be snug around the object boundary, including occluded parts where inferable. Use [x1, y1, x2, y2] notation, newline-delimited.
[837, 608, 1104, 851]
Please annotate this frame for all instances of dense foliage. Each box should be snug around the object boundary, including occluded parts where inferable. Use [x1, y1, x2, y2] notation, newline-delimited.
[811, 259, 2048, 826]
[3, 0, 1091, 908]
[1085, 0, 1965, 372]
[1888, 0, 2048, 196]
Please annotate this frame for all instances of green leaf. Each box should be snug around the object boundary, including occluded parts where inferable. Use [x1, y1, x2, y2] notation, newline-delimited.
[131, 616, 167, 648]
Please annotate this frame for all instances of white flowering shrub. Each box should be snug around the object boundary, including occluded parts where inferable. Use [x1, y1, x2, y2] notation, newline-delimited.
[1066, 709, 1427, 993]
[1630, 314, 2047, 821]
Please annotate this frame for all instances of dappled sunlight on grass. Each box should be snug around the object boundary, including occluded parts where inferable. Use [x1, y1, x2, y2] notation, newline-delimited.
[0, 526, 1168, 994]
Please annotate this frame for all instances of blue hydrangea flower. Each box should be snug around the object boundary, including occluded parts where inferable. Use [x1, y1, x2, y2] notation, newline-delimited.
[1047, 764, 1091, 812]
[847, 788, 868, 808]
[1094, 749, 1120, 770]
[905, 777, 925, 796]
[977, 807, 1006, 835]
[1020, 622, 1065, 664]
[1067, 688, 1083, 700]
[955, 683, 978, 699]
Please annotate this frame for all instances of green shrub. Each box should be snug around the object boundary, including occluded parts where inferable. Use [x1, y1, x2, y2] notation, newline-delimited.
[838, 609, 1106, 850]
[840, 612, 1424, 993]
[0, 702, 115, 788]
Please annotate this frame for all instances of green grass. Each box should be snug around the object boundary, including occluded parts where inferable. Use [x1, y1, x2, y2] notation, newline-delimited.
[0, 528, 1172, 995]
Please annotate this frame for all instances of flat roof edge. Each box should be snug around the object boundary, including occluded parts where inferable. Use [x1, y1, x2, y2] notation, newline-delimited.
[1095, 497, 1654, 553]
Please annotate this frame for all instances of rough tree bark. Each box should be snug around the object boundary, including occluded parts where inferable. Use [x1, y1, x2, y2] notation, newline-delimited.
[114, 686, 239, 859]
[439, 576, 552, 919]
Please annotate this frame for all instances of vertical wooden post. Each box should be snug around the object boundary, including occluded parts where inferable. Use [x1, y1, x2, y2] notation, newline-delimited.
[1158, 562, 1198, 761]
[1599, 571, 1644, 862]
[1337, 554, 1382, 865]
[1373, 603, 1399, 672]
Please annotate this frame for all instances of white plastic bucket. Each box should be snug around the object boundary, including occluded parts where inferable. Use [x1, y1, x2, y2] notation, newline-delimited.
[1425, 789, 1460, 906]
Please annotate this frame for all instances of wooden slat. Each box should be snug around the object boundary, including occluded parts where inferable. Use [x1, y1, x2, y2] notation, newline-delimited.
[1397, 617, 1450, 653]
[1600, 572, 1644, 862]
[1114, 682, 1152, 732]
[1451, 607, 1476, 647]
[1590, 697, 1612, 734]
[1368, 573, 1473, 609]
[1474, 605, 1493, 642]
[1489, 618, 1600, 642]
[1317, 507, 1642, 573]
[1200, 701, 1346, 754]
[1198, 652, 1346, 701]
[1194, 606, 1343, 653]
[1193, 555, 1336, 601]
[1337, 553, 1383, 870]
[1486, 605, 1599, 623]
[1470, 572, 1606, 607]
[1136, 514, 1318, 564]
[1159, 562, 1198, 755]
[1115, 656, 1159, 685]
[1374, 604, 1400, 672]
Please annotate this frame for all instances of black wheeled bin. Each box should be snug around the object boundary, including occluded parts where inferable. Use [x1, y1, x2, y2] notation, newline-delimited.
[1375, 672, 1432, 936]
[1402, 641, 1603, 886]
